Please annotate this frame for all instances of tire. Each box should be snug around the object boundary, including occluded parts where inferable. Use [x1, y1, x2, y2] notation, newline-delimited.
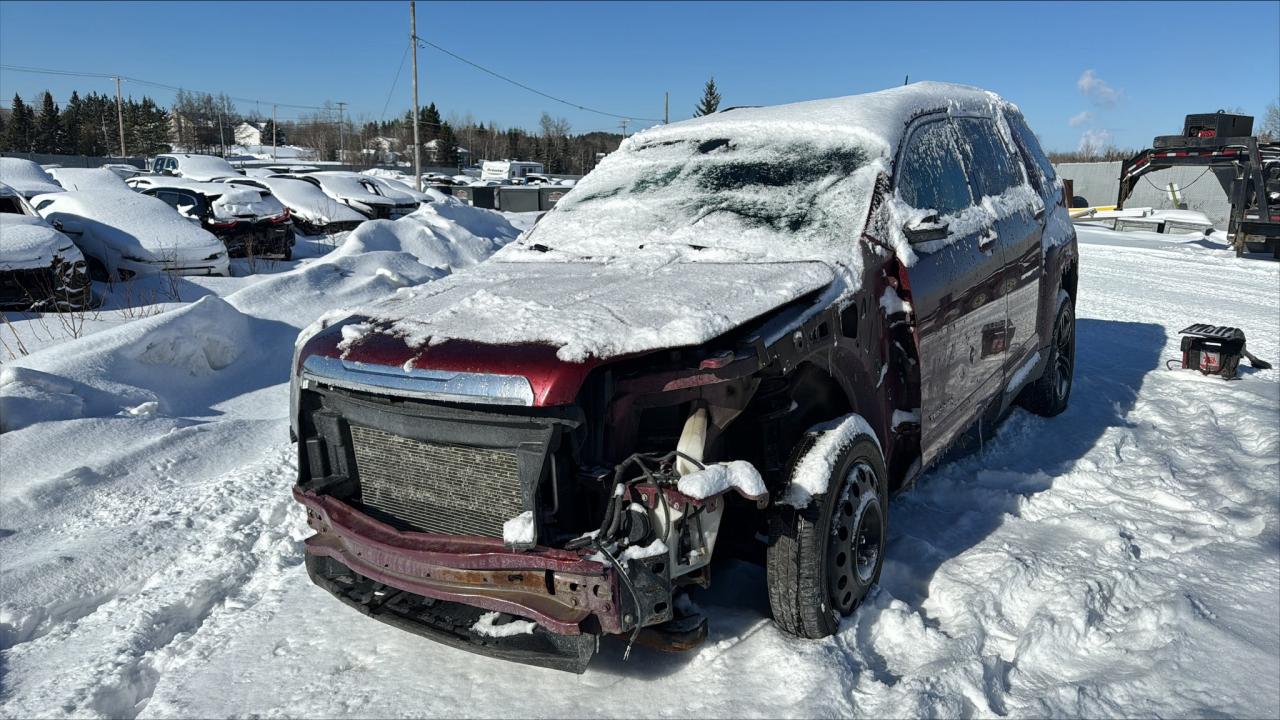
[282, 243, 293, 261]
[1019, 290, 1075, 417]
[767, 425, 887, 639]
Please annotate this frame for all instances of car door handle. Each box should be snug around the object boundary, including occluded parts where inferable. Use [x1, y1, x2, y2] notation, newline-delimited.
[978, 231, 997, 250]
[1034, 207, 1046, 220]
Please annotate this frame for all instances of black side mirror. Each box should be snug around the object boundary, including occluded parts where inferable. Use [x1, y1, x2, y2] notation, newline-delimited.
[904, 213, 949, 243]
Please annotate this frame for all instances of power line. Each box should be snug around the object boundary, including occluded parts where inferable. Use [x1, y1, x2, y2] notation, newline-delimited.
[381, 39, 411, 122]
[414, 37, 661, 123]
[0, 63, 330, 111]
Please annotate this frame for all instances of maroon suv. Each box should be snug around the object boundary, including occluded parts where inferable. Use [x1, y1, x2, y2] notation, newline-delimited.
[289, 82, 1078, 672]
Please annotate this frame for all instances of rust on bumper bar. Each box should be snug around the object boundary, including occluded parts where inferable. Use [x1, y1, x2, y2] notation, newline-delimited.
[294, 488, 623, 635]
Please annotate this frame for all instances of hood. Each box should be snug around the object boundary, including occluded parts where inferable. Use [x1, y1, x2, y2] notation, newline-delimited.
[328, 256, 836, 365]
[0, 214, 82, 270]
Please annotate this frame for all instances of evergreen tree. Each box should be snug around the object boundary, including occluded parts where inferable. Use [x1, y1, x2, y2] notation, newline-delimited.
[61, 91, 83, 155]
[260, 118, 284, 146]
[436, 122, 460, 167]
[35, 91, 63, 153]
[693, 76, 722, 117]
[5, 94, 35, 152]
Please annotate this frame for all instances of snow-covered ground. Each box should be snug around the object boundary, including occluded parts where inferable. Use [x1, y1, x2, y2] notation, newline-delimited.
[0, 220, 1276, 718]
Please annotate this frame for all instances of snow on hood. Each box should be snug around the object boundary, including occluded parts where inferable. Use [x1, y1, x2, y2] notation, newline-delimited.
[33, 190, 224, 262]
[344, 256, 835, 362]
[210, 188, 285, 219]
[0, 214, 82, 270]
[229, 177, 365, 225]
[0, 158, 64, 198]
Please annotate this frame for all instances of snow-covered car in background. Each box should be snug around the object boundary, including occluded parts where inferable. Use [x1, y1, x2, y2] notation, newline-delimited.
[0, 158, 64, 198]
[217, 175, 367, 235]
[46, 167, 131, 192]
[127, 177, 295, 259]
[32, 188, 229, 279]
[289, 82, 1079, 672]
[0, 182, 90, 309]
[366, 175, 434, 204]
[149, 153, 242, 181]
[285, 171, 418, 220]
[101, 163, 146, 180]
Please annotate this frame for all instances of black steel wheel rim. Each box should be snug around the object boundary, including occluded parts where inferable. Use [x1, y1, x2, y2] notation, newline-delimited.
[1055, 305, 1074, 401]
[827, 460, 883, 614]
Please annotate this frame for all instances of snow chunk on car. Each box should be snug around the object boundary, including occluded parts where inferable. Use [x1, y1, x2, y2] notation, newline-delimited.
[502, 510, 535, 545]
[677, 460, 767, 500]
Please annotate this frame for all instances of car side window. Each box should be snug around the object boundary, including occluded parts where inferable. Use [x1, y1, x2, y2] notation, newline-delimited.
[955, 117, 1021, 197]
[153, 189, 181, 208]
[898, 119, 973, 216]
[1004, 111, 1056, 187]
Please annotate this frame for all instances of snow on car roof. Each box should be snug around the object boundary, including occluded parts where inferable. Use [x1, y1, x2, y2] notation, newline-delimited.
[45, 167, 129, 192]
[165, 154, 239, 179]
[0, 158, 64, 197]
[521, 81, 1015, 264]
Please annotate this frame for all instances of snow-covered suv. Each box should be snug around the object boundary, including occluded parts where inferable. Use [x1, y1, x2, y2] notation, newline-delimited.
[289, 82, 1078, 672]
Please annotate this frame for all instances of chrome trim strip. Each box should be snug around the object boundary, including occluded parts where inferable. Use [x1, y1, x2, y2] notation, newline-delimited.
[300, 355, 535, 406]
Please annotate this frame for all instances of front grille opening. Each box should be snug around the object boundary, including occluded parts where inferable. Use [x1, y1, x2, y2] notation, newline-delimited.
[349, 425, 524, 538]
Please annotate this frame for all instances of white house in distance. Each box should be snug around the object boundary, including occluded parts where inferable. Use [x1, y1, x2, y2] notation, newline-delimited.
[234, 122, 266, 146]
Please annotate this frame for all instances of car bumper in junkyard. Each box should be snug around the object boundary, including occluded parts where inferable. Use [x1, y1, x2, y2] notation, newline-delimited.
[294, 487, 622, 672]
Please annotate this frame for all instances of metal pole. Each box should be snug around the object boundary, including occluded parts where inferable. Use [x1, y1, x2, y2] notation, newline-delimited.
[114, 76, 127, 158]
[272, 104, 278, 160]
[337, 101, 347, 164]
[411, 1, 422, 191]
[664, 92, 669, 125]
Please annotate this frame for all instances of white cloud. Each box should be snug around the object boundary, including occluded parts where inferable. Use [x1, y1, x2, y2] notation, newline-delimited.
[1077, 69, 1122, 107]
[1078, 128, 1113, 154]
[1069, 111, 1093, 127]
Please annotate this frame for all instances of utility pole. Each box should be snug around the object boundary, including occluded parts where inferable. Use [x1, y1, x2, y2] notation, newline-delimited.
[411, 0, 422, 191]
[619, 118, 629, 137]
[336, 101, 347, 164]
[114, 76, 127, 158]
[272, 104, 278, 160]
[664, 92, 669, 125]
[218, 109, 225, 157]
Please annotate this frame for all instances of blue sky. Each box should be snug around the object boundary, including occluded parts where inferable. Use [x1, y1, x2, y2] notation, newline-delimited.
[1, 1, 1276, 152]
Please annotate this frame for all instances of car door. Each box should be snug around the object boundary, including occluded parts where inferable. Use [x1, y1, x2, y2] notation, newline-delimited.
[953, 116, 1045, 387]
[894, 115, 1007, 465]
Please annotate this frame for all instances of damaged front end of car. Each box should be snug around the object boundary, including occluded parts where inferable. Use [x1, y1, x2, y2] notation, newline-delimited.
[287, 284, 870, 673]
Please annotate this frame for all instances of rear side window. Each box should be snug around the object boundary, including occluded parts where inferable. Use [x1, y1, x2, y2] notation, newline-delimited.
[1005, 111, 1057, 187]
[955, 117, 1021, 197]
[0, 196, 23, 214]
[898, 119, 973, 216]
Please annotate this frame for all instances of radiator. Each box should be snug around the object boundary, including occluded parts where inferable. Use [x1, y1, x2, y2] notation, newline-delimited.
[349, 424, 524, 538]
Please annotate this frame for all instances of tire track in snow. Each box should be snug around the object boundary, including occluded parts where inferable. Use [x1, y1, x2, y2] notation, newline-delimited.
[0, 440, 304, 719]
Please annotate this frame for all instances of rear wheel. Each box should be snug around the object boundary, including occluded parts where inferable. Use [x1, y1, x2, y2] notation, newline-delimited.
[767, 425, 887, 638]
[1019, 290, 1075, 417]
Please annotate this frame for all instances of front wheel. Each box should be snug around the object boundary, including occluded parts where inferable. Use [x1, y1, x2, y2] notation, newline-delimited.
[1019, 290, 1075, 417]
[767, 422, 887, 638]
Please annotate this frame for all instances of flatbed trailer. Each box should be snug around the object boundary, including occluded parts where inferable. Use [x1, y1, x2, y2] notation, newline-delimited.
[1117, 112, 1279, 258]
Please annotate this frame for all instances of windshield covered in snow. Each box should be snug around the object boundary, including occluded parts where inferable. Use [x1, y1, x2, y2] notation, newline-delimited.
[523, 131, 880, 260]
